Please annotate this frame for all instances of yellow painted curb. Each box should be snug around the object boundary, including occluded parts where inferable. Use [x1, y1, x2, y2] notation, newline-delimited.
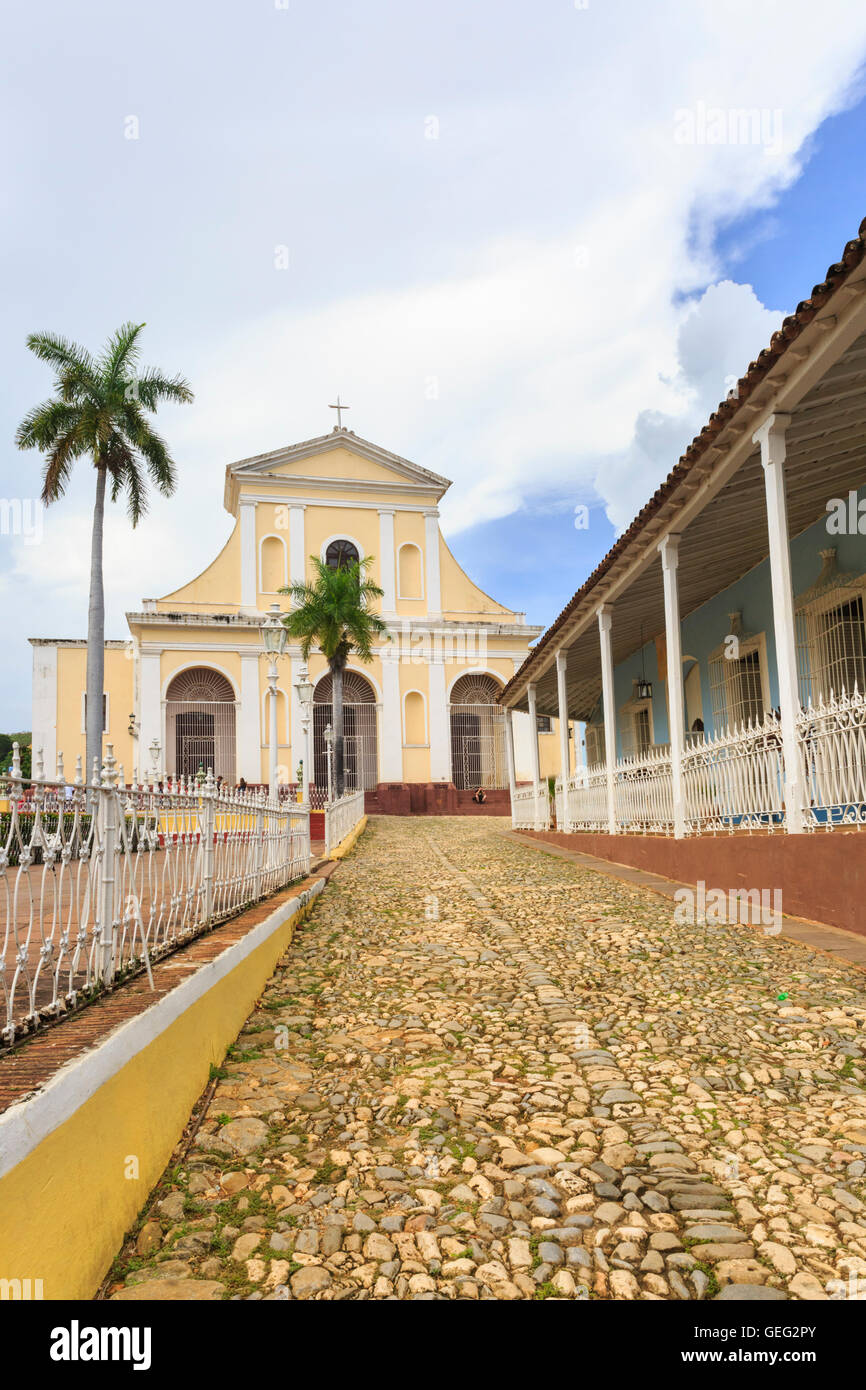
[0, 881, 323, 1301]
[329, 814, 368, 860]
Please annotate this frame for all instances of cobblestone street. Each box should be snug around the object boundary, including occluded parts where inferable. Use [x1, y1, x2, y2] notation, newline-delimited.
[110, 818, 866, 1301]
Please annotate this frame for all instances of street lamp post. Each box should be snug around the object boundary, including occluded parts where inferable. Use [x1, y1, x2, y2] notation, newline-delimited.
[324, 722, 334, 803]
[294, 663, 314, 804]
[148, 737, 161, 777]
[261, 602, 288, 803]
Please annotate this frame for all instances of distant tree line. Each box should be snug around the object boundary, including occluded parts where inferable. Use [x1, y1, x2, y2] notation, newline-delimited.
[0, 735, 32, 776]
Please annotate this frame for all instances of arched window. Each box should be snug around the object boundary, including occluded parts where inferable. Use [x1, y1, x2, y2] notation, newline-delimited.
[448, 673, 506, 790]
[325, 539, 360, 570]
[403, 690, 427, 745]
[398, 543, 423, 599]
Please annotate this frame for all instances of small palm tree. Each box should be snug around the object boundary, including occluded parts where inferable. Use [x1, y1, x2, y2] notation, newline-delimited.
[282, 556, 388, 796]
[16, 323, 193, 778]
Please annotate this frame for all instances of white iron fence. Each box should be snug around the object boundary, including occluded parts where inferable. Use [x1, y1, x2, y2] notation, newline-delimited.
[560, 764, 610, 832]
[511, 691, 866, 838]
[511, 783, 551, 830]
[682, 714, 785, 833]
[0, 743, 310, 1050]
[798, 687, 866, 828]
[614, 745, 674, 832]
[324, 788, 366, 854]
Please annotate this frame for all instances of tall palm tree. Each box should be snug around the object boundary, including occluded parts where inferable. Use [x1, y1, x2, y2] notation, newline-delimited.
[16, 322, 193, 779]
[282, 556, 388, 796]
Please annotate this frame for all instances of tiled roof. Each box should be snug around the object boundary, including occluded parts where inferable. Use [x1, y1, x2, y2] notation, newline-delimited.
[501, 215, 866, 701]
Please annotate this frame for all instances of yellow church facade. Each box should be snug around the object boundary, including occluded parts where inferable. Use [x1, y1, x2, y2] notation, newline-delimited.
[30, 427, 564, 802]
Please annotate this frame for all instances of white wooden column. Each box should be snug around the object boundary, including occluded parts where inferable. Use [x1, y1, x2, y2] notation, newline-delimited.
[753, 413, 805, 833]
[428, 658, 450, 780]
[239, 500, 257, 613]
[424, 510, 442, 617]
[378, 509, 396, 615]
[238, 652, 262, 782]
[597, 604, 617, 834]
[504, 706, 517, 805]
[659, 535, 686, 839]
[526, 681, 543, 829]
[288, 505, 306, 592]
[380, 649, 403, 781]
[555, 650, 571, 783]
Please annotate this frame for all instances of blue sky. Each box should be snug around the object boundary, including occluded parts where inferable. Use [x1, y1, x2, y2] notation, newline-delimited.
[2, 0, 866, 727]
[454, 94, 866, 633]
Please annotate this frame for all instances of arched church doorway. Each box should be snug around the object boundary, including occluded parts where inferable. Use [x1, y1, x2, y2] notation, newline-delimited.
[313, 671, 378, 791]
[165, 667, 237, 783]
[449, 673, 506, 789]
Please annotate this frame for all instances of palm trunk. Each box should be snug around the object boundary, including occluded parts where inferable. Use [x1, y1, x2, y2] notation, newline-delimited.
[86, 466, 107, 784]
[332, 661, 345, 798]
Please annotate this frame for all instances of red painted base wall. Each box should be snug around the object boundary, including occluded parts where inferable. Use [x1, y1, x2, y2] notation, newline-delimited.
[369, 784, 512, 816]
[521, 829, 866, 940]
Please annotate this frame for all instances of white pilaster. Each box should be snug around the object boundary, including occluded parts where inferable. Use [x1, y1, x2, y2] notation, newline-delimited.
[378, 509, 396, 615]
[139, 650, 161, 779]
[428, 658, 450, 780]
[555, 650, 571, 784]
[288, 505, 306, 591]
[753, 413, 805, 833]
[659, 535, 686, 839]
[31, 643, 57, 778]
[239, 500, 257, 613]
[380, 649, 403, 781]
[526, 681, 543, 829]
[238, 653, 262, 782]
[597, 604, 617, 834]
[424, 510, 442, 617]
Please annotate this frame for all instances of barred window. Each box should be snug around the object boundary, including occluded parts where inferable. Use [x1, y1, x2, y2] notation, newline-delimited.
[795, 553, 866, 705]
[536, 715, 552, 733]
[709, 637, 767, 732]
[619, 692, 654, 759]
[818, 596, 866, 698]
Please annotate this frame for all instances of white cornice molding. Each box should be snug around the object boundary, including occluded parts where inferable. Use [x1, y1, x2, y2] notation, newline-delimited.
[229, 490, 440, 512]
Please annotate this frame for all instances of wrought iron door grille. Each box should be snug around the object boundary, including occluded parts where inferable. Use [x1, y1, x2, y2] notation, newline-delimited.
[165, 700, 237, 784]
[449, 702, 506, 789]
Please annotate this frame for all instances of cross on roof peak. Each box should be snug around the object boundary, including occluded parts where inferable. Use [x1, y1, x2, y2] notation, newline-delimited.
[329, 394, 350, 429]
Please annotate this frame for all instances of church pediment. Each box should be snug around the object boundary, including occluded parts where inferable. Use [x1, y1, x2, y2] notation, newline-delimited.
[224, 427, 451, 513]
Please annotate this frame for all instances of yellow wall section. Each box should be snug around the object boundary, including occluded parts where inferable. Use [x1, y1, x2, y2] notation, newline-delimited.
[304, 508, 380, 587]
[0, 890, 318, 1301]
[55, 646, 135, 774]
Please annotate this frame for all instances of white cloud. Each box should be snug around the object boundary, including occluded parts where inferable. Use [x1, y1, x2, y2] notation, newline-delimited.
[6, 0, 866, 676]
[596, 279, 784, 531]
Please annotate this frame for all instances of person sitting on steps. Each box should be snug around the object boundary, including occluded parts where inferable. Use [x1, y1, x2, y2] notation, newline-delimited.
[472, 787, 487, 804]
